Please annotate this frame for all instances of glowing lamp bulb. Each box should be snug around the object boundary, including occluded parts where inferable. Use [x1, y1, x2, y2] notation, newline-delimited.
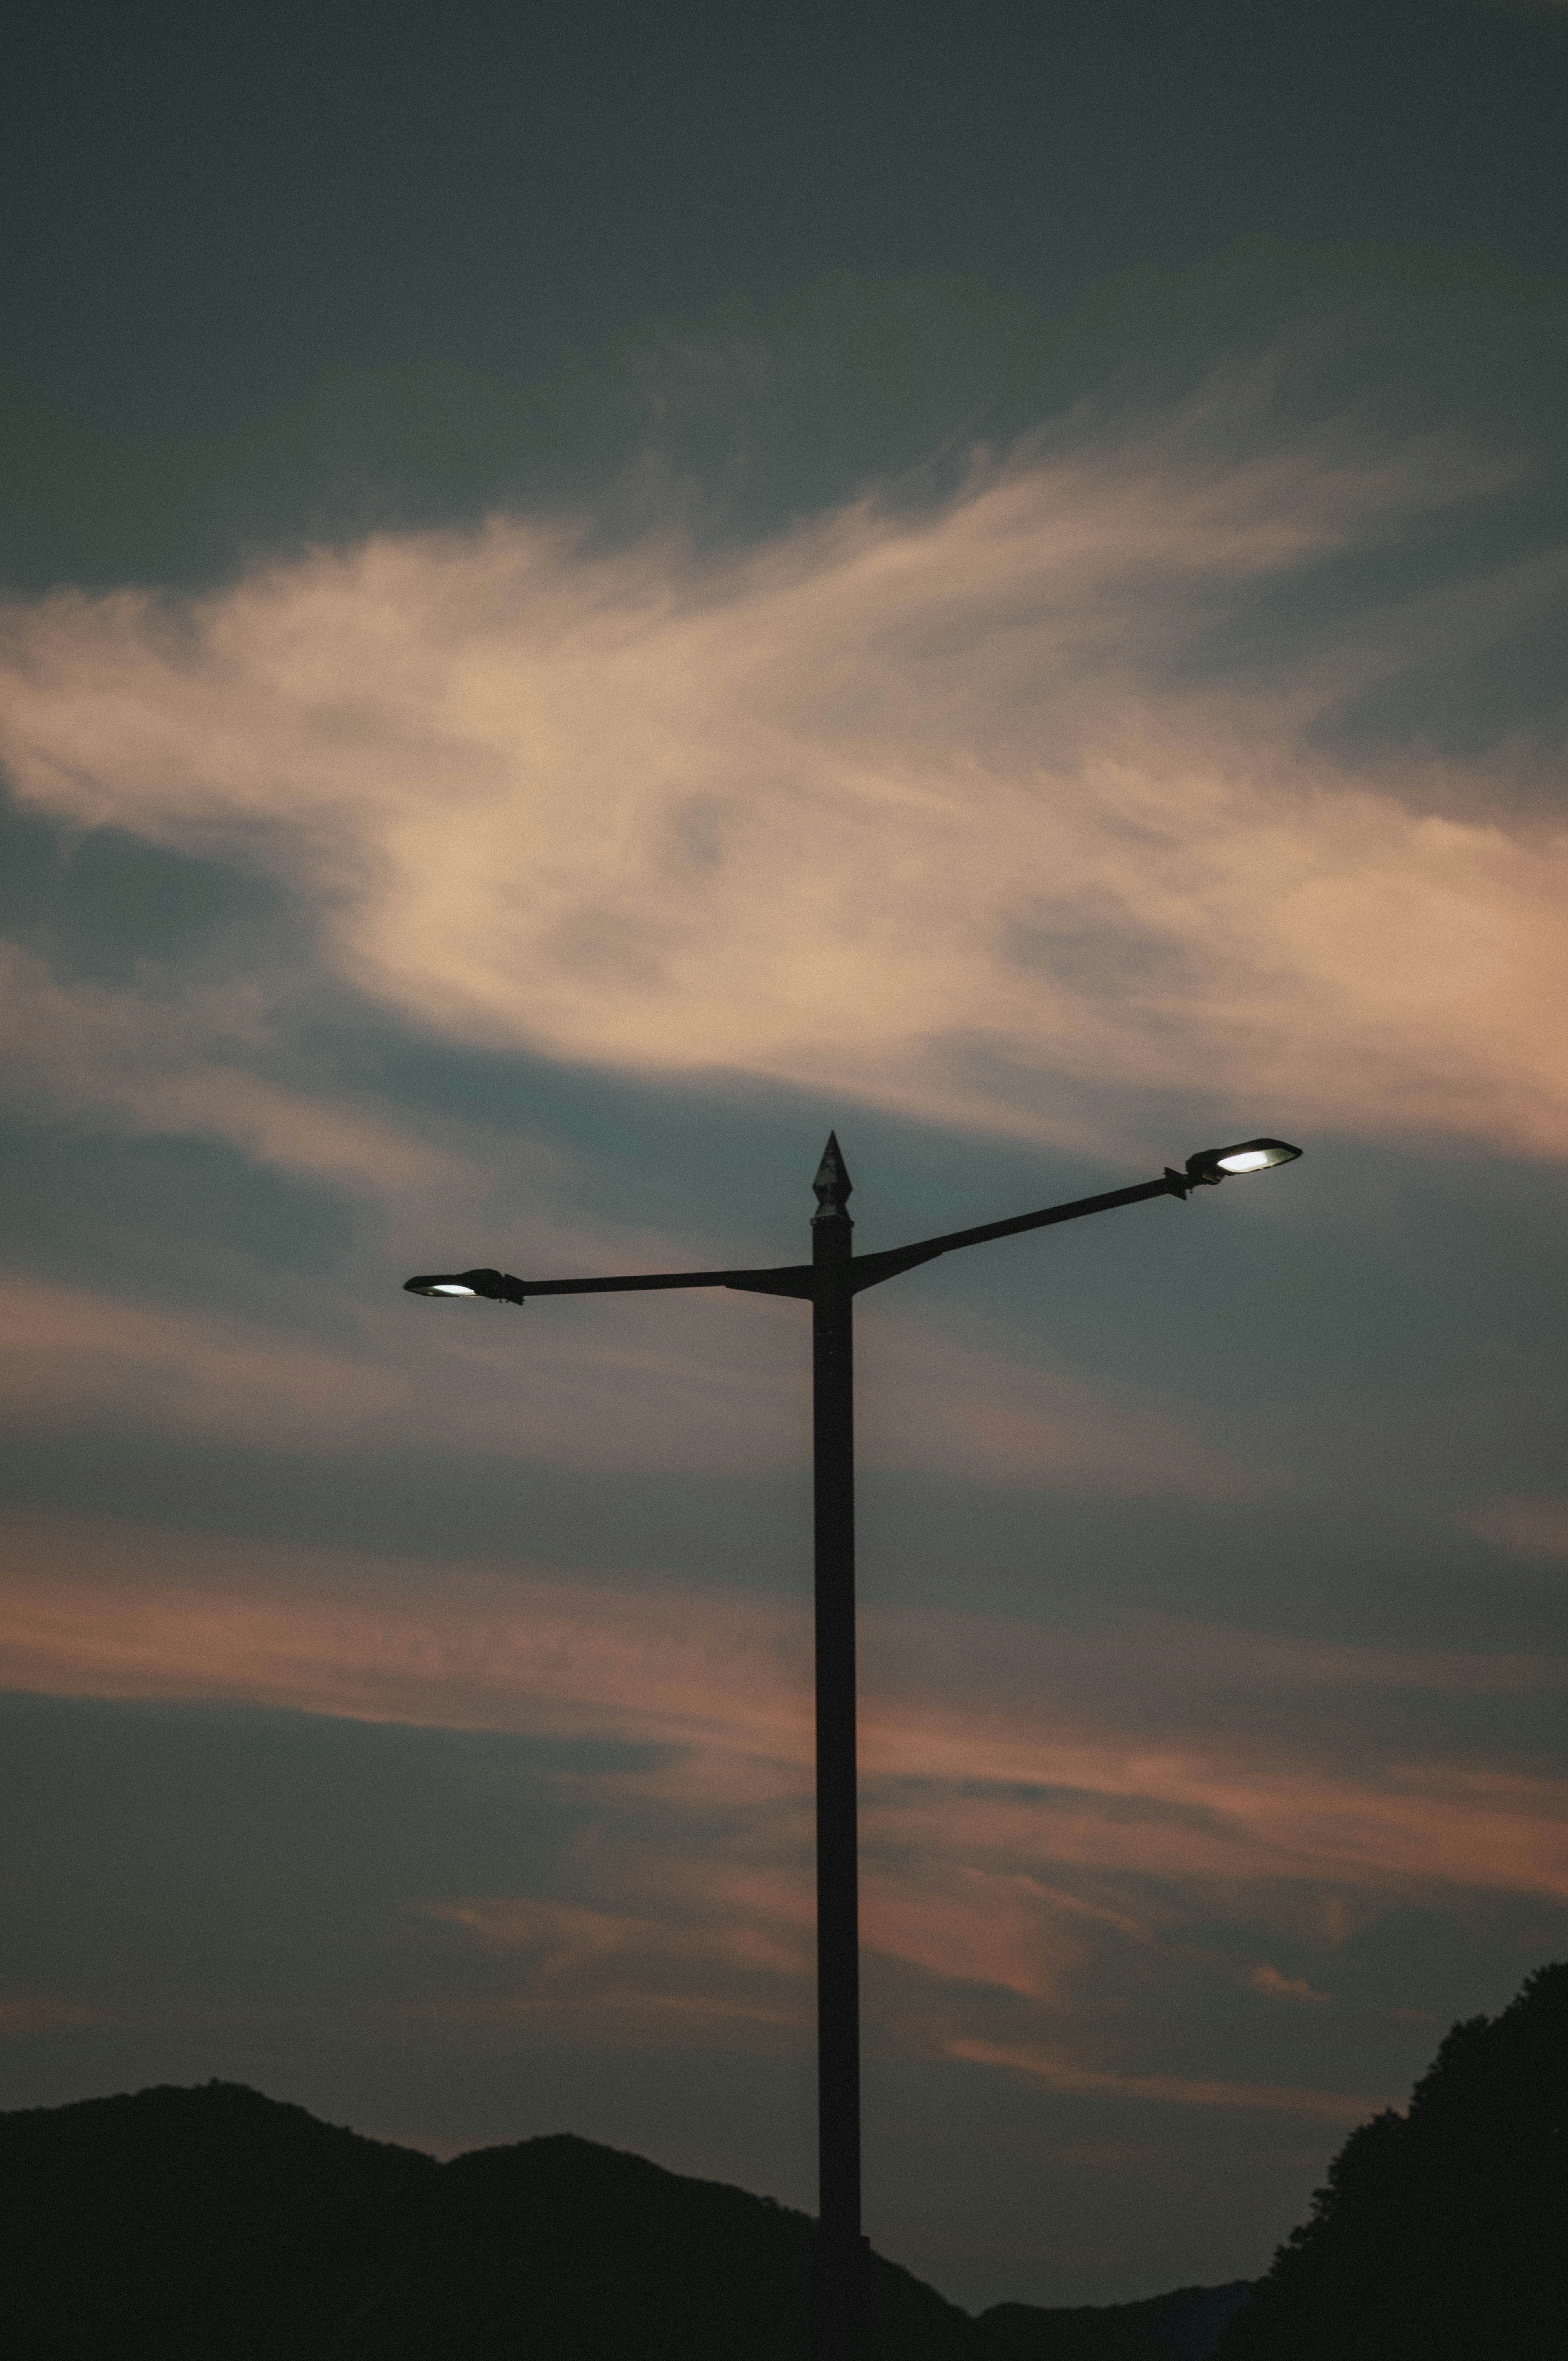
[403, 1268, 520, 1303]
[1181, 1138, 1303, 1188]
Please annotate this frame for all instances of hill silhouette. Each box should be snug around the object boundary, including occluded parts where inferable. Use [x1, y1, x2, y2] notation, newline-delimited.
[10, 1966, 1564, 2353]
[978, 2283, 1252, 2361]
[0, 2080, 1248, 2358]
[1214, 1960, 1568, 2360]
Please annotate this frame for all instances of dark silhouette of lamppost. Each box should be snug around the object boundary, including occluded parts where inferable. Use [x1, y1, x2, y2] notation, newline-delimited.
[404, 1131, 1302, 2358]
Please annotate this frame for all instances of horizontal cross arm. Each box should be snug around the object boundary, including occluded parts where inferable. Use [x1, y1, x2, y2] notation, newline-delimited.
[848, 1173, 1180, 1292]
[523, 1262, 814, 1299]
[409, 1261, 816, 1303]
[408, 1176, 1183, 1309]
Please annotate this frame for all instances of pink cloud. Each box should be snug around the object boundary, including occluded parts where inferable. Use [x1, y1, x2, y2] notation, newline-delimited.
[426, 1895, 811, 2008]
[0, 942, 470, 1208]
[1470, 1495, 1568, 1560]
[4, 1518, 1565, 1918]
[0, 1275, 408, 1446]
[946, 2039, 1384, 2123]
[1247, 1964, 1331, 2004]
[5, 1515, 1564, 2098]
[0, 1262, 1236, 1494]
[853, 1309, 1245, 1495]
[0, 1521, 814, 1755]
[0, 1994, 107, 2035]
[1, 374, 1564, 1167]
[863, 1751, 1568, 1905]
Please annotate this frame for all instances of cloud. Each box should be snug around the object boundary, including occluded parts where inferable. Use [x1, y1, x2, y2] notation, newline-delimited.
[945, 2040, 1381, 2123]
[0, 1523, 814, 1755]
[852, 1307, 1245, 1493]
[0, 1993, 107, 2035]
[0, 1274, 408, 1447]
[2, 369, 1566, 1173]
[0, 1258, 1236, 1492]
[411, 1896, 811, 2048]
[0, 938, 474, 1211]
[1471, 1495, 1568, 1561]
[5, 1515, 1564, 2140]
[5, 1518, 1566, 1912]
[1247, 1964, 1330, 2004]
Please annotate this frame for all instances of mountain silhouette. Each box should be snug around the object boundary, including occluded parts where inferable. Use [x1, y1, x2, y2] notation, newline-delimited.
[979, 2283, 1252, 2360]
[0, 2079, 1247, 2358]
[1214, 1959, 1568, 2359]
[10, 1965, 1564, 2353]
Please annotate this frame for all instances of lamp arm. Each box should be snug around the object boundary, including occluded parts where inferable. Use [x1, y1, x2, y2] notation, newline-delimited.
[408, 1174, 1188, 1308]
[405, 1261, 817, 1304]
[525, 1262, 817, 1299]
[845, 1172, 1183, 1294]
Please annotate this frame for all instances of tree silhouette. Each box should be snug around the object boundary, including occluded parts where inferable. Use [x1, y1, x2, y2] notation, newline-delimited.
[1215, 1960, 1568, 2360]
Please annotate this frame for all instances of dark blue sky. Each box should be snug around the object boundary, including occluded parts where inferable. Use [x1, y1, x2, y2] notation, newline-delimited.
[1, 0, 1566, 2316]
[7, 2, 1567, 428]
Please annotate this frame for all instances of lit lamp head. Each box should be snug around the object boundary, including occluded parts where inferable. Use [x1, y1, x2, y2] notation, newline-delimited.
[1183, 1138, 1302, 1189]
[403, 1267, 521, 1301]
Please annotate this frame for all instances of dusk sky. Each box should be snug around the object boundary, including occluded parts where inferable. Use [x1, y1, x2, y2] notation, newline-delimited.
[3, 0, 1568, 2317]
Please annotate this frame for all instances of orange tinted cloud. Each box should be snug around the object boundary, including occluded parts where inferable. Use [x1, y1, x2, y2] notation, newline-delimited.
[4, 1518, 1565, 1911]
[946, 2040, 1383, 2123]
[0, 1267, 1236, 1494]
[0, 1521, 813, 1754]
[1471, 1495, 1568, 1560]
[0, 1994, 107, 2034]
[2, 378, 1564, 1167]
[0, 1274, 408, 1446]
[6, 1516, 1565, 2102]
[0, 942, 473, 1208]
[1247, 1965, 1331, 2004]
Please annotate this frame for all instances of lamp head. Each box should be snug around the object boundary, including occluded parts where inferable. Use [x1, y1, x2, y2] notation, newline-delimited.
[403, 1267, 523, 1302]
[1183, 1138, 1302, 1188]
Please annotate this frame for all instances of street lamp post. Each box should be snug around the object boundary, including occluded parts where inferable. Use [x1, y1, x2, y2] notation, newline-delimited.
[404, 1131, 1301, 2359]
[809, 1137, 864, 2354]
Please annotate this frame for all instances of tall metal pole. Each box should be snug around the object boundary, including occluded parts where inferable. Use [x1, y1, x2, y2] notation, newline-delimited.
[810, 1133, 865, 2359]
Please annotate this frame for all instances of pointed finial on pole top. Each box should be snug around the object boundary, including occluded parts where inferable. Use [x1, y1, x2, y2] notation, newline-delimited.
[812, 1131, 853, 1224]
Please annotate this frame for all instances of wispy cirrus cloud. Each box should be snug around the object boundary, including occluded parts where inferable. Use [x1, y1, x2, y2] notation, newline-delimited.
[944, 2041, 1380, 2123]
[0, 1994, 108, 2034]
[3, 1516, 1564, 2135]
[1247, 1964, 1330, 2004]
[0, 941, 471, 1208]
[2, 368, 1564, 1175]
[6, 1518, 1565, 1903]
[0, 1275, 408, 1447]
[0, 1264, 1240, 1492]
[1470, 1495, 1568, 1561]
